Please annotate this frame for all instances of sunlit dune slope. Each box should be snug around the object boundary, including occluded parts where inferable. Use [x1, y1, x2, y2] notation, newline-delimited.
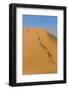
[23, 28, 57, 75]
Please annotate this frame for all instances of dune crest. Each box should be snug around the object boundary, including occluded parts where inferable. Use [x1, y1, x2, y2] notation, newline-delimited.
[23, 28, 57, 75]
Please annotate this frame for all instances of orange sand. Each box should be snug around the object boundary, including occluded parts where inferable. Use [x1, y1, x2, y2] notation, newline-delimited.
[23, 28, 57, 75]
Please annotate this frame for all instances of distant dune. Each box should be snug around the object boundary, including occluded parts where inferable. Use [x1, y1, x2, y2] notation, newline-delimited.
[23, 28, 57, 75]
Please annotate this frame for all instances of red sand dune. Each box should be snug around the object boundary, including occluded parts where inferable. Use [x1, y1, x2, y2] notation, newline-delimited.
[23, 28, 57, 75]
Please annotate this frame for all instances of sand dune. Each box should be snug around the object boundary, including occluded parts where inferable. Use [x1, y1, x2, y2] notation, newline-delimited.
[23, 28, 57, 75]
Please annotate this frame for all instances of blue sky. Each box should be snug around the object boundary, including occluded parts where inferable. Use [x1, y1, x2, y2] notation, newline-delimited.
[23, 15, 57, 37]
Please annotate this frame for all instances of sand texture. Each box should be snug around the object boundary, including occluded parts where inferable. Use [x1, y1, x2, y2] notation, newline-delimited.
[23, 28, 57, 75]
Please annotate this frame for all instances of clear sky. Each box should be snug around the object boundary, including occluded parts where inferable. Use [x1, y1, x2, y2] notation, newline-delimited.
[23, 15, 57, 37]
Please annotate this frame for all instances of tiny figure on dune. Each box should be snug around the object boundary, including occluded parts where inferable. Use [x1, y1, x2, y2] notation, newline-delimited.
[47, 51, 56, 64]
[47, 51, 52, 57]
[27, 29, 30, 32]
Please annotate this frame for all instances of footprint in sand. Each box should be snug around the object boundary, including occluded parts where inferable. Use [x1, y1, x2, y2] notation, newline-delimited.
[36, 32, 56, 64]
[36, 32, 47, 51]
